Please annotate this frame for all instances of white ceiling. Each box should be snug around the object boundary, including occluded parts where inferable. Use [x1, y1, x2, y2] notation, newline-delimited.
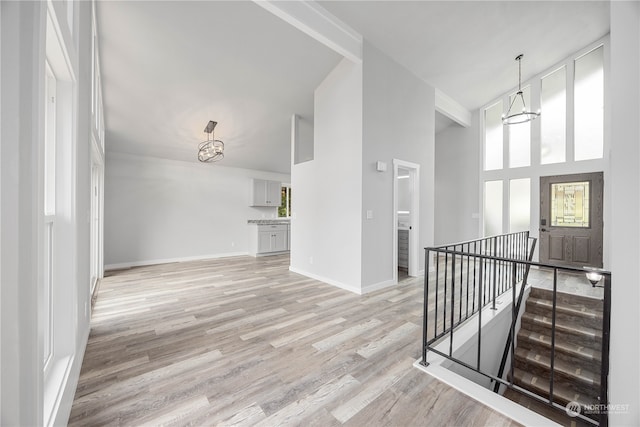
[97, 1, 341, 173]
[97, 1, 610, 173]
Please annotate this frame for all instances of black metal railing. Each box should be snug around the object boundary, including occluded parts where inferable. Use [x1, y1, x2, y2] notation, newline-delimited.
[420, 233, 611, 427]
[421, 231, 532, 349]
[492, 237, 537, 393]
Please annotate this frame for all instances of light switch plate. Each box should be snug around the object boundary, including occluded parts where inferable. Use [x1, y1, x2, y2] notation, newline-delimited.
[366, 210, 374, 219]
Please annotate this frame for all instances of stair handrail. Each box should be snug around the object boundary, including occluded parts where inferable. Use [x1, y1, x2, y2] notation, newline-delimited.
[492, 236, 537, 393]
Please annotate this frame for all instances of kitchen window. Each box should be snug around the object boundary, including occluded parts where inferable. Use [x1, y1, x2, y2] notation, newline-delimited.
[279, 184, 292, 218]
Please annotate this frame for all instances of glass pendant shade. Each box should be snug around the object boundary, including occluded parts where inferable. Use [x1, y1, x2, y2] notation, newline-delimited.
[198, 139, 224, 162]
[198, 120, 224, 162]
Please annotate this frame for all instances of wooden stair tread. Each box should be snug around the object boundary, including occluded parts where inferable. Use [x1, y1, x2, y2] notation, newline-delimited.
[518, 327, 602, 364]
[521, 312, 602, 342]
[529, 287, 603, 312]
[511, 368, 599, 408]
[515, 347, 600, 388]
[502, 388, 595, 427]
[526, 296, 603, 322]
[502, 285, 606, 424]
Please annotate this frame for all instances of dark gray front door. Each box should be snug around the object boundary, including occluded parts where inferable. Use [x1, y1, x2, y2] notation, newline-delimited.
[539, 172, 604, 268]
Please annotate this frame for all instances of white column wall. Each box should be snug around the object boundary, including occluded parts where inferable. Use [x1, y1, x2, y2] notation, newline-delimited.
[435, 112, 481, 245]
[290, 58, 363, 293]
[360, 42, 435, 290]
[0, 1, 95, 424]
[104, 152, 290, 268]
[609, 1, 640, 425]
[0, 2, 45, 424]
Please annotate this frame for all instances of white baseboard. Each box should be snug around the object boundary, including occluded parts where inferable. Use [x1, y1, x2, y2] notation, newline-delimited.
[361, 278, 396, 294]
[289, 266, 362, 295]
[105, 251, 249, 271]
[249, 250, 290, 258]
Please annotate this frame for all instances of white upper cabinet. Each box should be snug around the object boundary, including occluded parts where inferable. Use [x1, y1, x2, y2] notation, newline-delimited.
[250, 179, 281, 207]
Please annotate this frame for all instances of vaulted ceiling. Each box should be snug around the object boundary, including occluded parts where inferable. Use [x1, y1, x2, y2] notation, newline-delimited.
[97, 1, 609, 174]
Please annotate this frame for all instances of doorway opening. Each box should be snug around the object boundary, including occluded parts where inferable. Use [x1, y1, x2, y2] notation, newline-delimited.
[393, 159, 420, 282]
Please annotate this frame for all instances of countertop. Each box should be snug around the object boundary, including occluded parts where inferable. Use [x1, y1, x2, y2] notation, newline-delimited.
[248, 219, 291, 225]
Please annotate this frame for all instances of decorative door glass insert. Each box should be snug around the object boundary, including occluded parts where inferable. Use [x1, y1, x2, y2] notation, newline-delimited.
[551, 181, 590, 227]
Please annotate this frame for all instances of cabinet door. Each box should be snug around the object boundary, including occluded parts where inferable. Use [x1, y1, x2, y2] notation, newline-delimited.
[266, 180, 281, 206]
[272, 230, 288, 252]
[251, 179, 267, 206]
[250, 179, 281, 206]
[258, 231, 272, 253]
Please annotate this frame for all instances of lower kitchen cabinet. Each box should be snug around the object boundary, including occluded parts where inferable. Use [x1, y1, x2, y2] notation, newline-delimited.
[249, 224, 289, 256]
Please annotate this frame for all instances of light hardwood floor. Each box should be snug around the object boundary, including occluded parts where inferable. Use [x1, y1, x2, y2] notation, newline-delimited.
[70, 255, 521, 426]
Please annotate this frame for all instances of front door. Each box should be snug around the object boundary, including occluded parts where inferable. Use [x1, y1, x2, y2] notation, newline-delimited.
[539, 172, 603, 268]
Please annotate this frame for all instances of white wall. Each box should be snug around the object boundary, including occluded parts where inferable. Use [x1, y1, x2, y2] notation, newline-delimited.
[609, 2, 640, 425]
[435, 112, 480, 245]
[104, 152, 289, 268]
[361, 41, 435, 290]
[1, 3, 43, 424]
[0, 1, 95, 424]
[290, 57, 363, 293]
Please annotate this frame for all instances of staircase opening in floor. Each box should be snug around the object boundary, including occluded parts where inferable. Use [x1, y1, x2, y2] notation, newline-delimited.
[416, 232, 611, 427]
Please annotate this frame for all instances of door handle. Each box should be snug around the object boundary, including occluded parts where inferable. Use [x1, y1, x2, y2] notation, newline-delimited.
[540, 228, 548, 232]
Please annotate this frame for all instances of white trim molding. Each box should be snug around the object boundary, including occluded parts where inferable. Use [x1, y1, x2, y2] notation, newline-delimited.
[253, 0, 362, 63]
[435, 88, 472, 128]
[289, 266, 362, 295]
[105, 252, 250, 271]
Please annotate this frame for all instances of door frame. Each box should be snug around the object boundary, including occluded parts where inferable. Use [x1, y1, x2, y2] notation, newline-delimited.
[393, 159, 420, 282]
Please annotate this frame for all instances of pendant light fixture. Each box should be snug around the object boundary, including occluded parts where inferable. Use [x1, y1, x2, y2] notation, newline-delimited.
[502, 54, 540, 125]
[198, 120, 224, 162]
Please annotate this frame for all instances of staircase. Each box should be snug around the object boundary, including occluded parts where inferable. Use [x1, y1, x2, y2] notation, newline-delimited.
[504, 286, 604, 426]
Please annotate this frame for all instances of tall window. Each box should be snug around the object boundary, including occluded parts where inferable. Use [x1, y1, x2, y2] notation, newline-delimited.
[574, 46, 604, 161]
[484, 181, 503, 236]
[44, 7, 79, 422]
[541, 66, 567, 164]
[509, 178, 531, 232]
[278, 184, 292, 218]
[43, 63, 56, 369]
[509, 86, 531, 168]
[481, 40, 606, 239]
[484, 101, 503, 171]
